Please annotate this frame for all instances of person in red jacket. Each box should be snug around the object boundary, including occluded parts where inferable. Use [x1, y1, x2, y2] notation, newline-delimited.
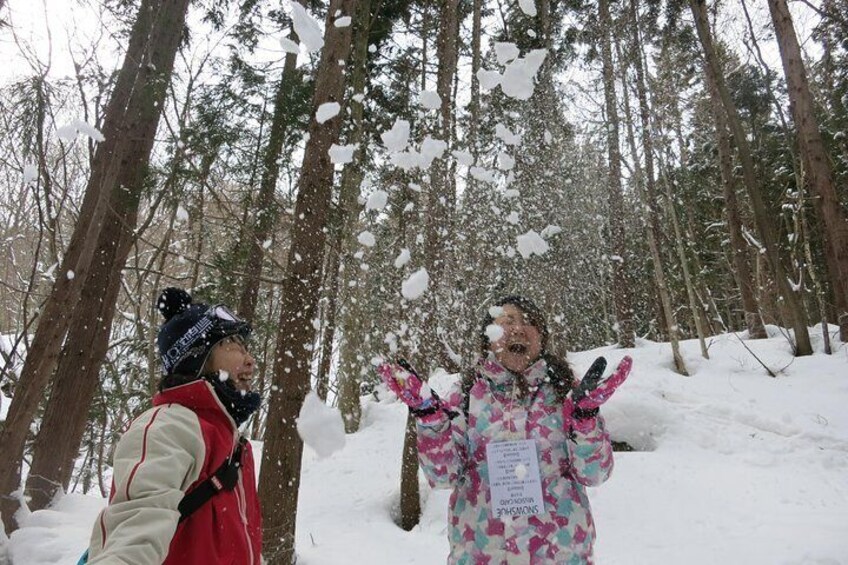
[85, 288, 262, 564]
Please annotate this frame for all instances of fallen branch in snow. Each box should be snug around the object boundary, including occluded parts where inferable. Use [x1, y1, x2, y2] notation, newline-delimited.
[731, 332, 777, 378]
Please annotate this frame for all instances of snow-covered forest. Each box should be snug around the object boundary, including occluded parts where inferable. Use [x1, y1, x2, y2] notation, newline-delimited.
[0, 0, 846, 563]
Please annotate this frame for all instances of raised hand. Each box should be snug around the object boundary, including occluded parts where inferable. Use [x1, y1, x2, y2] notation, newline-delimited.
[574, 357, 607, 398]
[378, 359, 439, 413]
[572, 356, 633, 411]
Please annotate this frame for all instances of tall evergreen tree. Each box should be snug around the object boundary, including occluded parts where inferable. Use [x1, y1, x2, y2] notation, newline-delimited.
[1, 0, 193, 530]
[257, 1, 359, 562]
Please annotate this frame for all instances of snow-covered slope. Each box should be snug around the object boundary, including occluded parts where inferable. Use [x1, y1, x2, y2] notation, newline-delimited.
[3, 328, 847, 564]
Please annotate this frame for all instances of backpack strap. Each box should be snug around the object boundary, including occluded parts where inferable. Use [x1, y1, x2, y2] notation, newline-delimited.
[178, 437, 246, 523]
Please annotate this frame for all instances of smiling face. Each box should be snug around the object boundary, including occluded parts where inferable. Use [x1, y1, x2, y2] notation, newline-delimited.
[205, 336, 255, 392]
[489, 303, 543, 373]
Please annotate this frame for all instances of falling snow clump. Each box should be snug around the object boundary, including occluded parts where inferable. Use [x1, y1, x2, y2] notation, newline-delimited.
[329, 143, 357, 164]
[279, 37, 300, 54]
[357, 231, 376, 247]
[518, 0, 537, 16]
[381, 119, 411, 152]
[494, 42, 520, 64]
[365, 190, 388, 211]
[57, 119, 105, 143]
[500, 49, 547, 101]
[401, 268, 429, 300]
[516, 229, 550, 259]
[316, 102, 341, 124]
[289, 1, 324, 52]
[297, 392, 346, 458]
[394, 248, 411, 268]
[477, 69, 502, 91]
[419, 89, 442, 110]
[23, 164, 38, 184]
[485, 324, 505, 342]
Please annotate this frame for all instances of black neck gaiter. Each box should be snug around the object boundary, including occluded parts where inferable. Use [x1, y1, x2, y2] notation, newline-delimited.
[202, 373, 262, 426]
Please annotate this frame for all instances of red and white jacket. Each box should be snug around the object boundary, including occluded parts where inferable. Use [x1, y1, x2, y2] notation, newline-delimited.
[87, 380, 262, 564]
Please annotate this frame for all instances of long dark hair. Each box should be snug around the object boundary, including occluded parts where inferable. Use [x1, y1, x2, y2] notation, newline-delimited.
[463, 295, 574, 403]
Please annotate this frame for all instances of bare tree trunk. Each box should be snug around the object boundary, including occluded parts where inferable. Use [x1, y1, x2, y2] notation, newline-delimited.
[398, 0, 459, 534]
[799, 180, 833, 354]
[22, 0, 192, 513]
[146, 206, 179, 397]
[257, 2, 358, 562]
[469, 0, 482, 159]
[237, 27, 301, 323]
[626, 0, 688, 373]
[251, 316, 274, 440]
[315, 250, 339, 403]
[96, 405, 108, 498]
[422, 0, 459, 372]
[599, 0, 635, 348]
[658, 162, 710, 358]
[767, 0, 848, 342]
[25, 221, 135, 510]
[689, 0, 812, 355]
[0, 0, 190, 532]
[398, 412, 420, 531]
[0, 65, 112, 532]
[336, 344, 362, 432]
[704, 66, 766, 338]
[738, 0, 832, 342]
[33, 78, 60, 266]
[327, 0, 373, 426]
[187, 182, 205, 290]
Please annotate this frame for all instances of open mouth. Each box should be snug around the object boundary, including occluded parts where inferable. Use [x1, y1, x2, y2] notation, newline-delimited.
[508, 343, 527, 355]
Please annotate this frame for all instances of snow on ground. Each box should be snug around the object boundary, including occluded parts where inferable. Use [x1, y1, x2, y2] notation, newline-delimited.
[3, 328, 847, 564]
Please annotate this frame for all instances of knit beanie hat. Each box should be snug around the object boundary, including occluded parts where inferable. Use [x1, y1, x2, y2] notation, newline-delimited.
[156, 288, 252, 376]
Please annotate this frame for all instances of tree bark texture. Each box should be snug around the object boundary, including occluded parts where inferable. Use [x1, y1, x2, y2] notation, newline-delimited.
[703, 66, 766, 339]
[398, 412, 420, 531]
[399, 0, 460, 534]
[469, 0, 482, 159]
[257, 2, 358, 562]
[326, 0, 373, 427]
[421, 0, 460, 374]
[25, 216, 135, 511]
[628, 0, 688, 374]
[237, 27, 301, 324]
[21, 0, 192, 514]
[767, 0, 848, 341]
[599, 0, 636, 348]
[659, 164, 710, 358]
[0, 0, 191, 532]
[690, 0, 812, 355]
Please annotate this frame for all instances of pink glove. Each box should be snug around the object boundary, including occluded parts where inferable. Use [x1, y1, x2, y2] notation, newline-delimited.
[378, 360, 441, 420]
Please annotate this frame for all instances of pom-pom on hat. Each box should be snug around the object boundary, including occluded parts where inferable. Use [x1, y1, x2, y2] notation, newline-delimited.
[156, 287, 251, 377]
